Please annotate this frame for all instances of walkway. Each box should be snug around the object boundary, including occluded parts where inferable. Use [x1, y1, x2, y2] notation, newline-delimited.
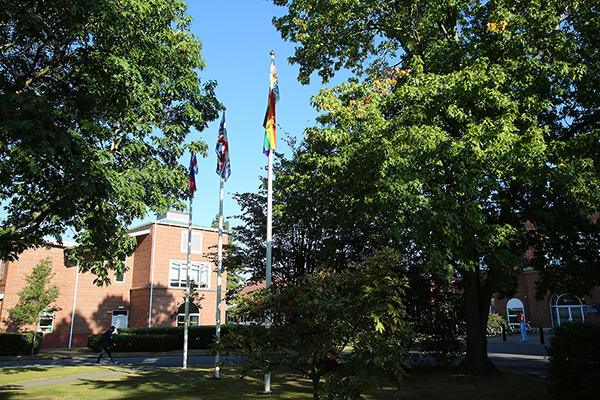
[0, 337, 551, 390]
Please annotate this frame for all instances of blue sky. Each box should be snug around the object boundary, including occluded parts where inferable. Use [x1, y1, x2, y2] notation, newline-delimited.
[173, 0, 346, 229]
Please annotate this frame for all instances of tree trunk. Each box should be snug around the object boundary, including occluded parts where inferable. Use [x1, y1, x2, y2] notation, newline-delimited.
[312, 374, 320, 400]
[31, 330, 37, 356]
[458, 269, 497, 374]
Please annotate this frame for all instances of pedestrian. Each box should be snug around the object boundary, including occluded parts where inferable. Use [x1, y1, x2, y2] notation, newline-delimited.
[96, 326, 119, 364]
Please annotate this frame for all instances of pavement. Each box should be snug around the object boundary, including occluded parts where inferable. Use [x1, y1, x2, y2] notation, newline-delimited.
[487, 332, 550, 376]
[0, 334, 551, 391]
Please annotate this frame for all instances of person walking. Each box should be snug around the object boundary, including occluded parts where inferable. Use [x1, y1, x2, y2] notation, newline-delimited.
[96, 326, 118, 364]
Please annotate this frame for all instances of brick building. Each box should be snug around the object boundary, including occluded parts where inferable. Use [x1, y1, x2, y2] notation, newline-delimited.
[0, 211, 227, 348]
[491, 269, 600, 329]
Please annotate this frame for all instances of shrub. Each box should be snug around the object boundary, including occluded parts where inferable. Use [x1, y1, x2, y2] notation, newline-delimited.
[548, 322, 600, 400]
[0, 332, 42, 355]
[487, 313, 507, 336]
[87, 325, 235, 352]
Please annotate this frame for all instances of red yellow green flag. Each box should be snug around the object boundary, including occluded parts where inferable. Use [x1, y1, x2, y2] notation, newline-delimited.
[262, 56, 279, 155]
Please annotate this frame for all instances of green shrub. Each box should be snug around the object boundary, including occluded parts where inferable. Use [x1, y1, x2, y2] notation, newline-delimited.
[548, 322, 600, 400]
[487, 313, 508, 336]
[87, 325, 236, 352]
[0, 332, 42, 355]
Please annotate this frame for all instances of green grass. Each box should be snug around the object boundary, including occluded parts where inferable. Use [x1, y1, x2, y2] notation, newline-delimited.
[0, 366, 549, 400]
[0, 366, 118, 386]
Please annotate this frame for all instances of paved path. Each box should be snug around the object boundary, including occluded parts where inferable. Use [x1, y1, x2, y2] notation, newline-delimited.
[0, 369, 140, 391]
[0, 336, 551, 390]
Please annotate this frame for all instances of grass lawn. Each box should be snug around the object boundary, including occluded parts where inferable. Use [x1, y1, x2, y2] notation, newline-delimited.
[0, 366, 548, 400]
[0, 366, 114, 386]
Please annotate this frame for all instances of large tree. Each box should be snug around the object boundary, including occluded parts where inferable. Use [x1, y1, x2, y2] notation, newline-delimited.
[269, 0, 600, 373]
[0, 0, 220, 284]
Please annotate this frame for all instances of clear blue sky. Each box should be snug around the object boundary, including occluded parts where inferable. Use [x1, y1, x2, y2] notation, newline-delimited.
[174, 0, 346, 229]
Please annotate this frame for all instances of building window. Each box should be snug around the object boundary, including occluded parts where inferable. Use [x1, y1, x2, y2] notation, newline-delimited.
[550, 294, 585, 327]
[176, 302, 200, 326]
[180, 231, 203, 254]
[169, 261, 209, 289]
[115, 272, 125, 283]
[0, 259, 5, 280]
[38, 310, 55, 333]
[506, 298, 525, 326]
[114, 256, 126, 283]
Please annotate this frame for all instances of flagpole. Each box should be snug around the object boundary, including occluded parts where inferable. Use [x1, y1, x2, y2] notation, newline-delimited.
[183, 195, 193, 369]
[215, 174, 224, 378]
[264, 50, 276, 395]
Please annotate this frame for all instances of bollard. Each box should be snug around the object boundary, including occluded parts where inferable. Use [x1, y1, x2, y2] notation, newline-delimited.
[539, 327, 544, 345]
[502, 326, 507, 342]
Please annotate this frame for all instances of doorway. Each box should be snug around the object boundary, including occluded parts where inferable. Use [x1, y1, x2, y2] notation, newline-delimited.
[111, 310, 129, 331]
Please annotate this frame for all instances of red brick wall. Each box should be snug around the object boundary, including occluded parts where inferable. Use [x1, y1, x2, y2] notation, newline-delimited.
[147, 224, 227, 326]
[493, 270, 600, 328]
[0, 246, 131, 348]
[0, 224, 229, 348]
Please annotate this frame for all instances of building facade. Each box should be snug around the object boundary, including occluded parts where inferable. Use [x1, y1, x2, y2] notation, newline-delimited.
[491, 269, 600, 329]
[0, 211, 228, 348]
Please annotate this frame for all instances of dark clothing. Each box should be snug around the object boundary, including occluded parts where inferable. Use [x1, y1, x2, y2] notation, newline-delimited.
[96, 329, 116, 363]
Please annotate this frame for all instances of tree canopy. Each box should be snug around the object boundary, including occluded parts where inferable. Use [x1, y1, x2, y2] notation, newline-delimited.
[268, 0, 600, 372]
[0, 0, 221, 284]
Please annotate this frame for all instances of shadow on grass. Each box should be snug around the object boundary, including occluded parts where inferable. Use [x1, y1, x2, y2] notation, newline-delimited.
[0, 366, 549, 400]
[0, 367, 50, 376]
[73, 367, 314, 399]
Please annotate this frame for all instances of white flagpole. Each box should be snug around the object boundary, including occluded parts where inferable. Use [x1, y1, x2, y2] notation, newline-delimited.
[215, 175, 224, 378]
[264, 50, 275, 391]
[68, 262, 80, 349]
[183, 196, 193, 369]
[264, 148, 273, 393]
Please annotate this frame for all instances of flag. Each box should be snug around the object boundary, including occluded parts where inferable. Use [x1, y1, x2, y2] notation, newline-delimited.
[188, 154, 198, 193]
[215, 112, 231, 181]
[263, 56, 279, 155]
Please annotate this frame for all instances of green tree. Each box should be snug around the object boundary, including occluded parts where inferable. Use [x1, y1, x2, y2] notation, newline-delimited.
[0, 0, 221, 285]
[224, 249, 412, 400]
[210, 214, 245, 297]
[270, 0, 600, 373]
[5, 257, 60, 354]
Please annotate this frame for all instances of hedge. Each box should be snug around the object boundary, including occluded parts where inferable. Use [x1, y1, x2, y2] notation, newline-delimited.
[0, 332, 43, 356]
[87, 325, 238, 353]
[548, 322, 600, 400]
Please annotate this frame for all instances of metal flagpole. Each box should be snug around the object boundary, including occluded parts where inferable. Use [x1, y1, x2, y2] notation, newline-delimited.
[264, 132, 274, 394]
[68, 262, 80, 349]
[183, 196, 193, 369]
[264, 50, 277, 394]
[215, 176, 224, 378]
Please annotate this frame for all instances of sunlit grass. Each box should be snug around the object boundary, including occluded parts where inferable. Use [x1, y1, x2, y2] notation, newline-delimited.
[0, 366, 548, 400]
[0, 366, 124, 386]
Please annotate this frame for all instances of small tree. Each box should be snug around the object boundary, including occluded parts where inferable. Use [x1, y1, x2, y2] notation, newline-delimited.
[170, 282, 205, 322]
[5, 257, 60, 354]
[224, 249, 413, 400]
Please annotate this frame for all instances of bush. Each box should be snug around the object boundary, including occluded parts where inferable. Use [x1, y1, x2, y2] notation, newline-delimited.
[487, 313, 507, 336]
[0, 332, 42, 355]
[87, 325, 235, 352]
[548, 322, 600, 400]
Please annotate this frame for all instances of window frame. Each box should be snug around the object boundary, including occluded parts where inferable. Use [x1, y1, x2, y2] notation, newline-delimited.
[37, 310, 55, 333]
[176, 302, 200, 326]
[506, 298, 525, 326]
[180, 231, 203, 254]
[114, 256, 126, 283]
[168, 260, 210, 289]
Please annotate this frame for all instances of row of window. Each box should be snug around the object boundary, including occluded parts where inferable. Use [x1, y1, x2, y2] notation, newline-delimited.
[37, 261, 210, 333]
[112, 260, 210, 288]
